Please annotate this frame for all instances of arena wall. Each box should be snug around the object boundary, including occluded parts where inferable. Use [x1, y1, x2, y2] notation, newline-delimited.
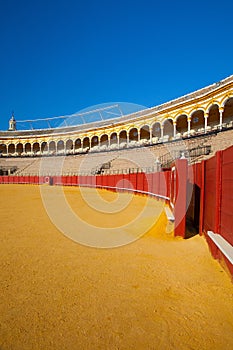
[0, 75, 233, 157]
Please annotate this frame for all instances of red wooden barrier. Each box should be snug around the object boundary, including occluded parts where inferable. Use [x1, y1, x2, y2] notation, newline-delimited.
[143, 173, 148, 192]
[165, 171, 171, 198]
[170, 170, 175, 205]
[152, 172, 160, 195]
[108, 174, 115, 189]
[146, 173, 153, 193]
[102, 175, 108, 187]
[66, 175, 71, 186]
[29, 176, 34, 184]
[159, 172, 167, 197]
[115, 174, 124, 191]
[62, 176, 67, 185]
[137, 173, 144, 192]
[3, 176, 9, 183]
[203, 155, 218, 233]
[174, 159, 188, 238]
[122, 174, 130, 190]
[34, 176, 39, 184]
[38, 176, 43, 184]
[129, 173, 137, 190]
[96, 175, 103, 187]
[199, 161, 206, 235]
[8, 176, 13, 184]
[220, 146, 233, 246]
[71, 175, 77, 185]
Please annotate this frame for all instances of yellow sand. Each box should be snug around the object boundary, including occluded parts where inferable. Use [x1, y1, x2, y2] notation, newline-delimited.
[0, 184, 233, 350]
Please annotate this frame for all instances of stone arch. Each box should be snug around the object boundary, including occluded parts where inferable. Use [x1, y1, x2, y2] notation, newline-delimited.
[16, 143, 23, 155]
[41, 142, 48, 153]
[100, 134, 109, 146]
[91, 135, 99, 148]
[83, 137, 90, 149]
[49, 141, 56, 153]
[66, 139, 73, 151]
[129, 127, 138, 142]
[33, 142, 40, 154]
[222, 97, 233, 124]
[110, 132, 118, 145]
[208, 104, 220, 127]
[163, 119, 173, 138]
[176, 114, 188, 134]
[119, 130, 127, 146]
[151, 122, 161, 138]
[190, 110, 205, 131]
[140, 125, 150, 140]
[25, 143, 31, 154]
[75, 138, 82, 150]
[8, 143, 15, 155]
[0, 143, 7, 155]
[221, 94, 233, 108]
[207, 101, 220, 112]
[57, 140, 65, 152]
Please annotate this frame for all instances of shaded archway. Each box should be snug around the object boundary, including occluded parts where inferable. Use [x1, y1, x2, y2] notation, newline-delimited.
[129, 128, 138, 142]
[163, 119, 173, 138]
[8, 144, 15, 155]
[119, 130, 127, 145]
[57, 140, 65, 152]
[66, 139, 73, 151]
[33, 142, 40, 154]
[190, 110, 204, 132]
[83, 137, 90, 149]
[223, 97, 233, 125]
[49, 141, 56, 153]
[41, 142, 48, 153]
[75, 138, 82, 150]
[91, 136, 99, 148]
[152, 122, 161, 139]
[25, 143, 31, 154]
[0, 144, 7, 155]
[176, 115, 188, 134]
[110, 132, 118, 145]
[16, 143, 23, 155]
[208, 104, 220, 128]
[100, 134, 109, 147]
[140, 125, 150, 141]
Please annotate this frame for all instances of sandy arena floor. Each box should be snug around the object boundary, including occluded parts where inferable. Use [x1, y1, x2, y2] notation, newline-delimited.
[0, 184, 233, 350]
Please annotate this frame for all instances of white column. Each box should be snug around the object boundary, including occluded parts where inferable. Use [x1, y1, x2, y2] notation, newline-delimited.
[219, 108, 223, 130]
[117, 134, 120, 148]
[204, 113, 208, 133]
[149, 127, 152, 143]
[126, 131, 129, 146]
[160, 125, 164, 140]
[173, 122, 177, 138]
[187, 118, 191, 137]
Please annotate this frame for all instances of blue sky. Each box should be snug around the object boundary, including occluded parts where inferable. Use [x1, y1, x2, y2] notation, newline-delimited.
[0, 0, 232, 131]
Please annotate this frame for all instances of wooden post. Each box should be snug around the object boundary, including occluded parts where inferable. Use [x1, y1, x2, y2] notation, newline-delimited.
[214, 151, 222, 233]
[174, 159, 188, 238]
[199, 160, 206, 235]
